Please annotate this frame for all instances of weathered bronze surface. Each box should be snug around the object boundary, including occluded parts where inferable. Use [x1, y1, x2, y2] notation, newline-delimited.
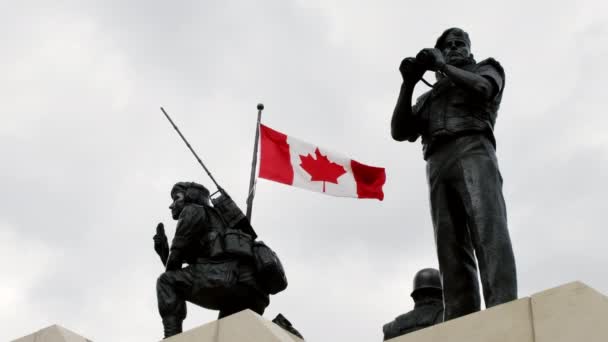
[391, 28, 517, 321]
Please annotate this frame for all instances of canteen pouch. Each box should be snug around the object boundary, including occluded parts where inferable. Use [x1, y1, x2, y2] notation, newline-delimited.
[253, 241, 288, 295]
[223, 228, 254, 257]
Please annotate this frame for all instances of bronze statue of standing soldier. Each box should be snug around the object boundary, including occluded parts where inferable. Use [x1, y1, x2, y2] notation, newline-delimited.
[391, 28, 517, 321]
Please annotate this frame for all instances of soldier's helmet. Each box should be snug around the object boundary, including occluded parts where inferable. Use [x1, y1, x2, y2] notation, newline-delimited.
[411, 268, 442, 296]
[171, 182, 210, 205]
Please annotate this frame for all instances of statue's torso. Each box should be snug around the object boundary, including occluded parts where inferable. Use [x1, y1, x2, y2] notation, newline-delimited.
[414, 58, 505, 159]
[174, 204, 229, 264]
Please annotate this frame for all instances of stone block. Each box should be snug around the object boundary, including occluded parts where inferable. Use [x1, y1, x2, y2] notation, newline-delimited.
[163, 309, 303, 342]
[11, 324, 92, 342]
[531, 281, 608, 342]
[388, 297, 534, 342]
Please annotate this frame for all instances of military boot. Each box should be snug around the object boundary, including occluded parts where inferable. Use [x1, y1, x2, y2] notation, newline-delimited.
[162, 316, 183, 339]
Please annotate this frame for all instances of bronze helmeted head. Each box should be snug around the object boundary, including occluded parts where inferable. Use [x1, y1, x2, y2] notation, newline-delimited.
[171, 182, 210, 205]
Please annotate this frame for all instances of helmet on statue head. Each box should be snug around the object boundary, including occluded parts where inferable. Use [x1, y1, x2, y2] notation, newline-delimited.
[411, 268, 442, 297]
[171, 182, 210, 206]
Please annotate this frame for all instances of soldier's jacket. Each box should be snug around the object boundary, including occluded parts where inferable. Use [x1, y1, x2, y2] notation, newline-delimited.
[168, 203, 266, 289]
[411, 58, 505, 159]
[157, 199, 271, 326]
[166, 202, 284, 300]
[170, 203, 228, 265]
[383, 298, 444, 340]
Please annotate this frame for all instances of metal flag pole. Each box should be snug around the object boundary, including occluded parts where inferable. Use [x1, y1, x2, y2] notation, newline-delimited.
[160, 107, 223, 191]
[245, 103, 264, 221]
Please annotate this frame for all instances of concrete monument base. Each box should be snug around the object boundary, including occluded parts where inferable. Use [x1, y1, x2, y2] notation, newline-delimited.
[163, 310, 303, 342]
[389, 281, 608, 342]
[11, 324, 92, 342]
[11, 281, 608, 341]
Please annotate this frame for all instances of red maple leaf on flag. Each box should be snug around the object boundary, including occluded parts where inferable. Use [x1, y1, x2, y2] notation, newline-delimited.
[299, 148, 347, 192]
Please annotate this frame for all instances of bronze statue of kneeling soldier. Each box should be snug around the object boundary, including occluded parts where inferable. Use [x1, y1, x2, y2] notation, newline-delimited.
[153, 182, 288, 338]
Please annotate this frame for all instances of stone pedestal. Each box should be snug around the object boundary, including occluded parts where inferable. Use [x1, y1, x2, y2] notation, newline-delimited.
[389, 281, 608, 342]
[11, 281, 608, 341]
[11, 324, 92, 342]
[163, 310, 303, 342]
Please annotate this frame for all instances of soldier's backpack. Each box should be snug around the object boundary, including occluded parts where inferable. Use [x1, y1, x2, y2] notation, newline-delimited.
[211, 191, 258, 239]
[203, 205, 254, 258]
[253, 241, 288, 295]
[211, 190, 287, 295]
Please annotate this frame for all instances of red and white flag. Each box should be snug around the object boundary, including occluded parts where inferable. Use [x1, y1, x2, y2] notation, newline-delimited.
[258, 124, 386, 200]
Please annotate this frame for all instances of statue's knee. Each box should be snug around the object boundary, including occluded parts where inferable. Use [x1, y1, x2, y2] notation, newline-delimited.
[157, 272, 173, 288]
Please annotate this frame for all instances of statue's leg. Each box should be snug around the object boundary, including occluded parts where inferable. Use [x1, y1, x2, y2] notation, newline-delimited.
[428, 159, 481, 321]
[217, 282, 268, 319]
[157, 269, 194, 338]
[457, 142, 517, 308]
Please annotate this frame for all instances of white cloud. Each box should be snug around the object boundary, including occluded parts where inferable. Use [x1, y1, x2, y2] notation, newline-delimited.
[1, 8, 133, 139]
[0, 223, 59, 332]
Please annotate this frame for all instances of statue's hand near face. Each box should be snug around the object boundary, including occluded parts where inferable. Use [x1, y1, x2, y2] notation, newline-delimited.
[416, 48, 446, 72]
[154, 222, 169, 263]
[400, 57, 426, 86]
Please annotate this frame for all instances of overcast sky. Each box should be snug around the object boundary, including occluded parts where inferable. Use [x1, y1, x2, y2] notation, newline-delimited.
[2, 1, 608, 341]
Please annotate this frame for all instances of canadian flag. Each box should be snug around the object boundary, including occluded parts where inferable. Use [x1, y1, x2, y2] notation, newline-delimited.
[258, 124, 386, 200]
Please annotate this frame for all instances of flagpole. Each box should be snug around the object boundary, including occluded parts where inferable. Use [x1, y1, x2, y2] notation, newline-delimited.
[245, 103, 264, 221]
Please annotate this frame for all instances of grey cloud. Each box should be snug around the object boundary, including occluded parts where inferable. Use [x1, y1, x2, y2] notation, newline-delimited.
[2, 1, 608, 341]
